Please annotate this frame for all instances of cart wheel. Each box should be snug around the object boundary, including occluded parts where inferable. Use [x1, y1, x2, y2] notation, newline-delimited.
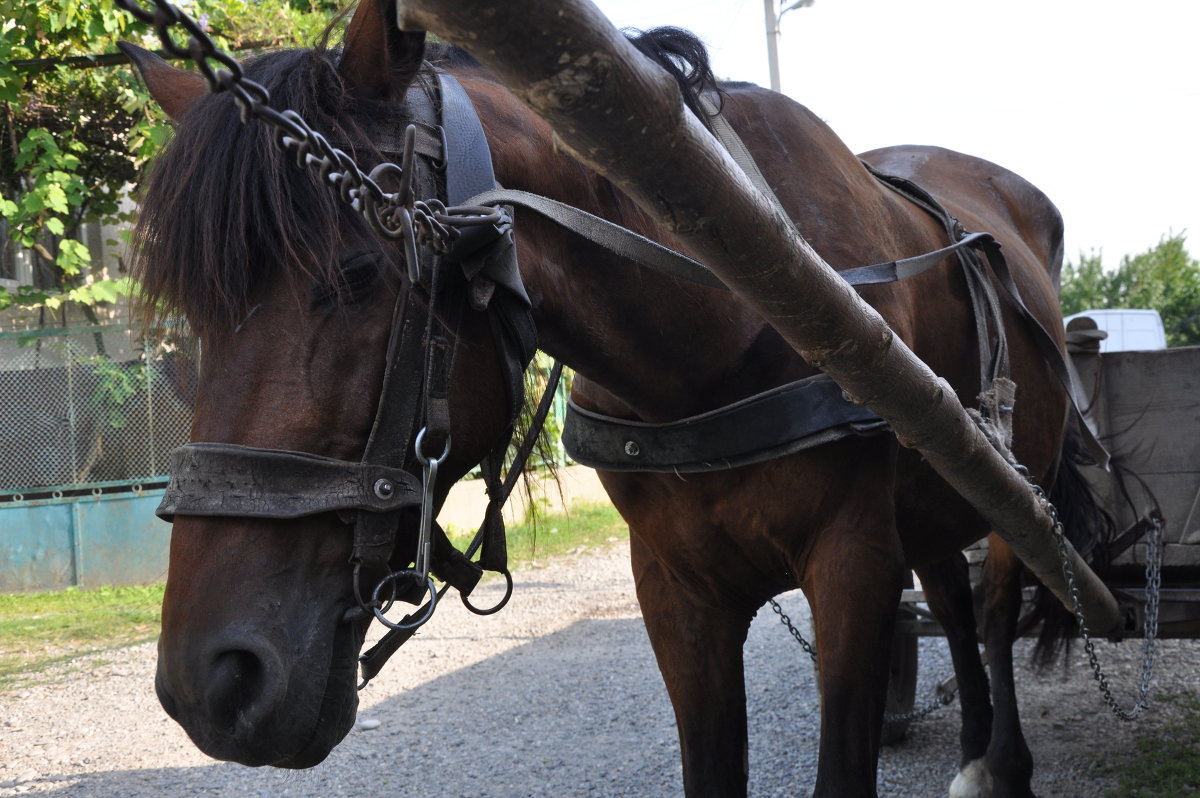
[881, 607, 919, 746]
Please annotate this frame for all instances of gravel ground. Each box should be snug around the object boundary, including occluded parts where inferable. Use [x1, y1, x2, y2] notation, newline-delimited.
[1, 542, 1197, 797]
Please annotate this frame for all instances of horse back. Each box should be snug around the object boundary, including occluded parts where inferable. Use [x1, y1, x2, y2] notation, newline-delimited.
[859, 144, 1066, 290]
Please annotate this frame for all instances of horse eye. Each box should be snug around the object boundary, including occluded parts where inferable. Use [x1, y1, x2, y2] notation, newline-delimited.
[313, 251, 381, 305]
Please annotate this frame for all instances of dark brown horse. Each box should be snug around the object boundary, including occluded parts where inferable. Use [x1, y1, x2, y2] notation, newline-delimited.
[124, 2, 1105, 795]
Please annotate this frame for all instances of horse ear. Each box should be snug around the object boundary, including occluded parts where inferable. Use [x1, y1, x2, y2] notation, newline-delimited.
[118, 42, 206, 122]
[339, 0, 426, 100]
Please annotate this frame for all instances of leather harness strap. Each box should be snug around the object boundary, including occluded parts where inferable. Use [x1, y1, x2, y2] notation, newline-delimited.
[563, 374, 886, 473]
[554, 97, 1108, 473]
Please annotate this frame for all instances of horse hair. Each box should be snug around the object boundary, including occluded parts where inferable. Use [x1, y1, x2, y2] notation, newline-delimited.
[131, 27, 722, 335]
[130, 46, 405, 335]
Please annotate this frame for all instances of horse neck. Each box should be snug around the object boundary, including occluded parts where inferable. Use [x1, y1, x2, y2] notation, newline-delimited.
[499, 159, 776, 420]
[476, 78, 922, 420]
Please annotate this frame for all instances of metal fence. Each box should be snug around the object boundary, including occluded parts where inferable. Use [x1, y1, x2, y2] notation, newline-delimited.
[0, 322, 197, 499]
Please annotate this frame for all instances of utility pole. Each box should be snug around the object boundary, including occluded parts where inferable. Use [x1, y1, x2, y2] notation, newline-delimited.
[764, 0, 814, 93]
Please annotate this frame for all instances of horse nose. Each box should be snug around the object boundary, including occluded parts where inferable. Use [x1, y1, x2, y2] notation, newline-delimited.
[202, 639, 287, 734]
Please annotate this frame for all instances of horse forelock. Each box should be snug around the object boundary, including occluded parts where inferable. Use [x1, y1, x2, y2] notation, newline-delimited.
[131, 46, 409, 335]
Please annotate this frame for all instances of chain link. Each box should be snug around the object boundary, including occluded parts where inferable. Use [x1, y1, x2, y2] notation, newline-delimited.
[1036, 483, 1162, 721]
[768, 598, 818, 661]
[768, 598, 956, 724]
[770, 473, 1166, 726]
[115, 0, 503, 258]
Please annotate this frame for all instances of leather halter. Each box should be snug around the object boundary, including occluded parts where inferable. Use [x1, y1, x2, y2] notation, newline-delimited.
[156, 72, 538, 684]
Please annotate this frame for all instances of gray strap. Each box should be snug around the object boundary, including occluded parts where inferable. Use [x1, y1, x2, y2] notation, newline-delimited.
[463, 187, 727, 288]
[699, 94, 778, 205]
[462, 187, 961, 292]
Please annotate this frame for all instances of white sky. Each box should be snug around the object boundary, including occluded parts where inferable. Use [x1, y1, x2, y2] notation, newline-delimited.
[591, 0, 1199, 263]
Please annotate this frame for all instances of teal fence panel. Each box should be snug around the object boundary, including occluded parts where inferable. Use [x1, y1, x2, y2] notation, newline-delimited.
[0, 489, 169, 592]
[0, 501, 76, 591]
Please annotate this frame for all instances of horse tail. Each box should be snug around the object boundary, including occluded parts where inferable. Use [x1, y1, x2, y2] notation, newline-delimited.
[625, 27, 724, 126]
[1023, 420, 1117, 669]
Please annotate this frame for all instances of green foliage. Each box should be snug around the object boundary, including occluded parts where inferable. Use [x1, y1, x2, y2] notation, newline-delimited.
[83, 352, 149, 428]
[1060, 234, 1200, 347]
[0, 0, 343, 314]
[1104, 696, 1200, 797]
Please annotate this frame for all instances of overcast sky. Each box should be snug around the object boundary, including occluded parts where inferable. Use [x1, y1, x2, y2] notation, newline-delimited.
[591, 0, 1198, 264]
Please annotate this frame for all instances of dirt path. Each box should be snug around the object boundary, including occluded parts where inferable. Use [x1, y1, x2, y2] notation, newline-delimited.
[1, 543, 1195, 797]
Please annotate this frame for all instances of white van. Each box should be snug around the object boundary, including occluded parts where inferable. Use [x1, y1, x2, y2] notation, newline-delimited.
[1063, 308, 1167, 352]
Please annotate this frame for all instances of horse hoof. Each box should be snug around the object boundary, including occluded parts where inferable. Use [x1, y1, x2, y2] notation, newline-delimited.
[949, 758, 993, 798]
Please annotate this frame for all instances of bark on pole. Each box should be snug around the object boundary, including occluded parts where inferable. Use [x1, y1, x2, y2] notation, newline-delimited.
[396, 0, 1123, 632]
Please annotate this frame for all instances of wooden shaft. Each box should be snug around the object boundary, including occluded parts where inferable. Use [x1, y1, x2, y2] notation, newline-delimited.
[397, 0, 1123, 632]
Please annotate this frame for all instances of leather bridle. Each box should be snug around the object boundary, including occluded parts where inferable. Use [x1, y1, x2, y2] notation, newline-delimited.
[155, 72, 541, 686]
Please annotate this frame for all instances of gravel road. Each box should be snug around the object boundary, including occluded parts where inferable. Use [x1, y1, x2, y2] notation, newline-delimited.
[2, 542, 1196, 797]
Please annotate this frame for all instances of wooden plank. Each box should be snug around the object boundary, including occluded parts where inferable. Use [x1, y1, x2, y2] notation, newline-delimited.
[396, 0, 1122, 631]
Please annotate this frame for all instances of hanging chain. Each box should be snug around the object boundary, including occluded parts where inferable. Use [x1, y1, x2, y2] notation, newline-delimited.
[768, 598, 957, 723]
[771, 478, 1165, 724]
[768, 598, 818, 661]
[1037, 482, 1163, 721]
[115, 0, 503, 255]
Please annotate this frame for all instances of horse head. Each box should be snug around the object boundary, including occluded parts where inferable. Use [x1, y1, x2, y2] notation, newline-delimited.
[125, 0, 523, 767]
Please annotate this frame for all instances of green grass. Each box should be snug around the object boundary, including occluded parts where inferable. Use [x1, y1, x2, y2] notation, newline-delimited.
[0, 502, 628, 690]
[447, 500, 629, 567]
[0, 583, 165, 690]
[1104, 696, 1200, 797]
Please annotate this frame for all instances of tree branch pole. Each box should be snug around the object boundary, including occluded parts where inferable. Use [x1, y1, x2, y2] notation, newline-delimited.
[396, 0, 1123, 632]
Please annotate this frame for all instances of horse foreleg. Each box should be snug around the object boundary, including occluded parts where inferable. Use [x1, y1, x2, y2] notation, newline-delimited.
[806, 514, 906, 798]
[915, 554, 995, 798]
[980, 535, 1036, 798]
[631, 533, 755, 798]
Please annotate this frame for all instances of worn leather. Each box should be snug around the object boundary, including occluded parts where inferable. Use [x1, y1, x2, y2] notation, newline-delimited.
[562, 374, 887, 473]
[157, 443, 423, 520]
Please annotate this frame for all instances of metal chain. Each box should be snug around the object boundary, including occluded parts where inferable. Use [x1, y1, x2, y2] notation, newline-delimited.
[114, 0, 503, 262]
[768, 598, 957, 723]
[1035, 482, 1163, 721]
[768, 598, 818, 661]
[883, 680, 957, 724]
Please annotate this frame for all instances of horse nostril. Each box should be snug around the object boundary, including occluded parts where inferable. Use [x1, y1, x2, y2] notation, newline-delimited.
[205, 649, 269, 733]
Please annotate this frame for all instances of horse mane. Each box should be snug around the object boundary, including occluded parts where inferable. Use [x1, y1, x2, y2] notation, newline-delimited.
[625, 27, 724, 126]
[131, 25, 722, 333]
[131, 45, 401, 334]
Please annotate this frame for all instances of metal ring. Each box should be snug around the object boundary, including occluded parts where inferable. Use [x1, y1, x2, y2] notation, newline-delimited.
[461, 570, 515, 616]
[12, 493, 23, 503]
[370, 571, 437, 631]
[414, 427, 451, 466]
[51, 490, 64, 499]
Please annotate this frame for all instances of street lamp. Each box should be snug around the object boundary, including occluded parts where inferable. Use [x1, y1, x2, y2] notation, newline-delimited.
[763, 0, 814, 93]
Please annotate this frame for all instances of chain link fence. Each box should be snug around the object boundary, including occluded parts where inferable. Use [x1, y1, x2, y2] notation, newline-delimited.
[0, 321, 197, 500]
